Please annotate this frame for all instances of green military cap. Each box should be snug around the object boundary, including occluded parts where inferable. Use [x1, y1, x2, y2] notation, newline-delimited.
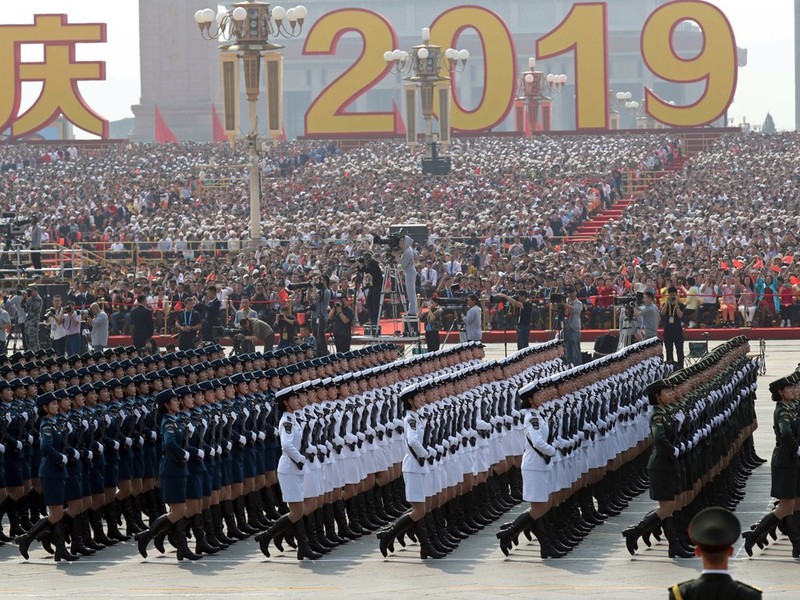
[688, 507, 740, 552]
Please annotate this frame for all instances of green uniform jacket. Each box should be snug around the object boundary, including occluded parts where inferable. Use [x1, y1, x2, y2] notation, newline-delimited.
[669, 573, 761, 599]
[647, 406, 677, 472]
[771, 401, 799, 469]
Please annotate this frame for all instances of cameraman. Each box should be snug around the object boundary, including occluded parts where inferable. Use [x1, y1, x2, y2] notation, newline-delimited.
[361, 251, 383, 325]
[634, 291, 659, 340]
[495, 290, 533, 350]
[311, 275, 332, 356]
[660, 285, 685, 368]
[274, 305, 298, 350]
[420, 297, 442, 351]
[562, 286, 583, 366]
[45, 294, 66, 356]
[61, 300, 82, 356]
[238, 316, 274, 354]
[464, 294, 482, 342]
[87, 302, 109, 351]
[328, 298, 354, 352]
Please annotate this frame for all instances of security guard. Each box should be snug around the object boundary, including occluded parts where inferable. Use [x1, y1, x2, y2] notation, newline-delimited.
[669, 507, 761, 599]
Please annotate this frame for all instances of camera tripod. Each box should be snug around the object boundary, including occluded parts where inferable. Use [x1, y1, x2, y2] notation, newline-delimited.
[375, 256, 417, 337]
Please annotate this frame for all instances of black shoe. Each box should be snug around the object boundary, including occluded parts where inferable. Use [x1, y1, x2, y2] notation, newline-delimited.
[192, 513, 220, 555]
[174, 519, 201, 561]
[742, 512, 780, 557]
[416, 518, 445, 559]
[16, 517, 53, 560]
[293, 518, 322, 560]
[377, 513, 414, 558]
[333, 499, 360, 540]
[622, 510, 661, 556]
[221, 500, 248, 540]
[496, 511, 534, 557]
[322, 503, 348, 545]
[255, 514, 293, 558]
[53, 521, 79, 562]
[135, 514, 173, 559]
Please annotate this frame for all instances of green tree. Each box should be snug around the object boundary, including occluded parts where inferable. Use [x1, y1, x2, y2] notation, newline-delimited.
[762, 112, 776, 134]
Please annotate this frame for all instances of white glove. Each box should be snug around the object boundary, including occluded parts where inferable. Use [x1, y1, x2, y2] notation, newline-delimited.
[210, 447, 216, 457]
[62, 454, 68, 464]
[113, 441, 120, 450]
[356, 432, 366, 441]
[97, 444, 104, 455]
[124, 437, 133, 447]
[0, 443, 4, 454]
[216, 445, 222, 455]
[242, 408, 250, 418]
[138, 436, 144, 446]
[73, 449, 80, 460]
[257, 431, 266, 441]
[238, 435, 246, 446]
[151, 431, 157, 440]
[16, 440, 23, 451]
[673, 446, 679, 457]
[81, 420, 89, 428]
[105, 414, 112, 425]
[344, 433, 358, 444]
[187, 423, 195, 434]
[249, 431, 257, 442]
[183, 451, 190, 461]
[27, 434, 34, 445]
[196, 449, 205, 460]
[317, 444, 327, 455]
[226, 441, 232, 452]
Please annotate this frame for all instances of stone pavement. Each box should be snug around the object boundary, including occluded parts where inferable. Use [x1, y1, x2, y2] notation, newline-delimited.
[2, 337, 799, 599]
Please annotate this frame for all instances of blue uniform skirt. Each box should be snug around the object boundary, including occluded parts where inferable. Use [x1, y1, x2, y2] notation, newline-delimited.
[143, 447, 158, 479]
[65, 461, 83, 501]
[221, 454, 233, 486]
[231, 448, 244, 484]
[161, 475, 187, 504]
[39, 461, 68, 507]
[4, 452, 24, 487]
[243, 446, 257, 479]
[211, 458, 222, 491]
[131, 448, 145, 479]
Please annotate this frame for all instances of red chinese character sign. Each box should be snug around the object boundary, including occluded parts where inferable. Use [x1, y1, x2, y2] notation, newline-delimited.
[302, 0, 738, 137]
[0, 14, 108, 139]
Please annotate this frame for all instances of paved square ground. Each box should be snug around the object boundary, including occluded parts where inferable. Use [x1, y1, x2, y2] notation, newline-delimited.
[2, 337, 797, 599]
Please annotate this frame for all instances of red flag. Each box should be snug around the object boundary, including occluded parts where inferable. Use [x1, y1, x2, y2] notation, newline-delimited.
[771, 264, 782, 273]
[620, 265, 627, 275]
[154, 105, 177, 143]
[392, 100, 406, 136]
[211, 103, 226, 143]
[733, 259, 743, 269]
[719, 261, 728, 269]
[783, 255, 794, 265]
[791, 276, 800, 285]
[753, 257, 763, 269]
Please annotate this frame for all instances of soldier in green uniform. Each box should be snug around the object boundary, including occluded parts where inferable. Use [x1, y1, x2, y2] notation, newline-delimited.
[669, 507, 761, 599]
[742, 373, 800, 556]
[623, 378, 694, 558]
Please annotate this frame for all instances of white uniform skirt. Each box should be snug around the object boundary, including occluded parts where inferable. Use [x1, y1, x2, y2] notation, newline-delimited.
[522, 468, 551, 503]
[302, 463, 323, 498]
[403, 471, 426, 503]
[341, 456, 361, 485]
[278, 470, 304, 503]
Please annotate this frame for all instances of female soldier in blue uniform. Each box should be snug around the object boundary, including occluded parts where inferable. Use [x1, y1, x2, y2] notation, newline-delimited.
[135, 388, 200, 561]
[16, 392, 76, 562]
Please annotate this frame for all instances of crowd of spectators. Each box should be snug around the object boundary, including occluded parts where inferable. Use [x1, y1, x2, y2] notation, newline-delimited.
[1, 131, 797, 341]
